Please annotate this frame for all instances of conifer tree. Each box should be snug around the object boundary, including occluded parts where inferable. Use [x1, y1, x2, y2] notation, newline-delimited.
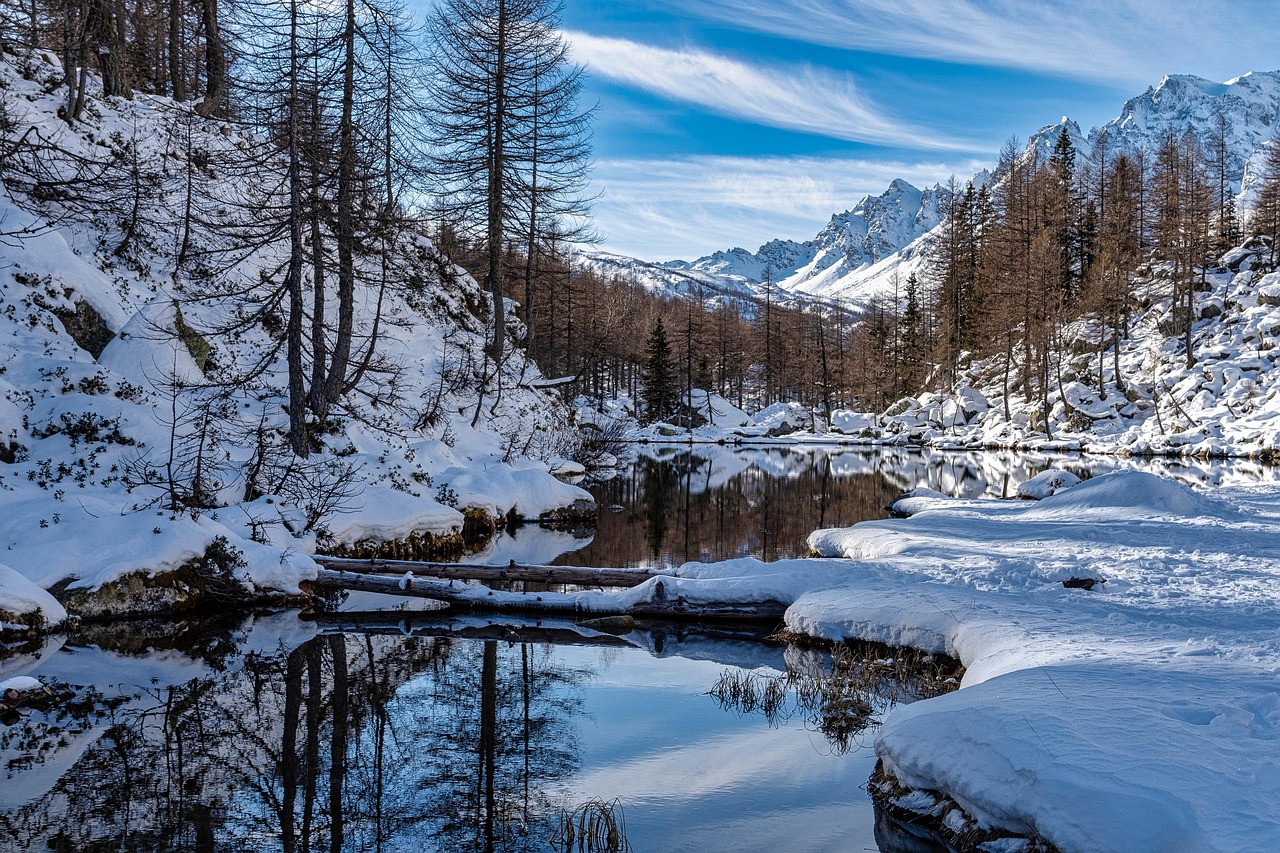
[643, 318, 674, 424]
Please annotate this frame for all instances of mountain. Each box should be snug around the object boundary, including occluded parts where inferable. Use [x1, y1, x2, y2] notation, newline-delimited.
[585, 69, 1280, 313]
[577, 177, 949, 312]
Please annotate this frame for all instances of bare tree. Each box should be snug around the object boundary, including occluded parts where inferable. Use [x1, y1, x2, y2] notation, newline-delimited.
[426, 0, 593, 362]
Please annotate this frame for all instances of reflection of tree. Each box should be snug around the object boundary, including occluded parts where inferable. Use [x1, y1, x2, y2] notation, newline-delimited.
[564, 450, 904, 568]
[2, 631, 587, 852]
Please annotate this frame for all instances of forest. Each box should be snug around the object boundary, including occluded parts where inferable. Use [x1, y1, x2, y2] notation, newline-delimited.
[2, 0, 1280, 436]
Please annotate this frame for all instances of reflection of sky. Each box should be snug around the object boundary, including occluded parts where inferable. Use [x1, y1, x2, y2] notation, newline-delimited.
[554, 644, 882, 853]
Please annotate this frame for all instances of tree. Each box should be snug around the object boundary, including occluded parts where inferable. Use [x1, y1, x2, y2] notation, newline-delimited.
[1151, 130, 1211, 367]
[1252, 136, 1280, 271]
[643, 318, 674, 424]
[1209, 109, 1241, 254]
[427, 0, 592, 363]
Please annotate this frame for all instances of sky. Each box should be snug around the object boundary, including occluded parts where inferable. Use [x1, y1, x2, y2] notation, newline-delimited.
[555, 0, 1280, 262]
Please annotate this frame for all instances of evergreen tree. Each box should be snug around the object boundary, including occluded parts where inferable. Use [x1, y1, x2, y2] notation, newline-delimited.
[643, 318, 674, 424]
[1048, 125, 1082, 303]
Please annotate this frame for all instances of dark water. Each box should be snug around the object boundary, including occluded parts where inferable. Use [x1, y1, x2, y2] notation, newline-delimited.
[472, 443, 1278, 570]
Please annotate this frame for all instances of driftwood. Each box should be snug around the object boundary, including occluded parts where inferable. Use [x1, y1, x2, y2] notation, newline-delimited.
[313, 556, 655, 588]
[306, 568, 787, 623]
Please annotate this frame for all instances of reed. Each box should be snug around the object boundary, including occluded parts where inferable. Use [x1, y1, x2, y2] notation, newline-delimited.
[550, 797, 632, 852]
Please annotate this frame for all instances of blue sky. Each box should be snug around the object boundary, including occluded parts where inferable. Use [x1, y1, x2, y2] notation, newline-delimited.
[557, 0, 1279, 261]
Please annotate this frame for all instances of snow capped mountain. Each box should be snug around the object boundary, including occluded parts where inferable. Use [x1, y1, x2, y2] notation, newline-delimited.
[577, 177, 949, 311]
[1100, 70, 1280, 185]
[584, 68, 1280, 314]
[775, 178, 947, 300]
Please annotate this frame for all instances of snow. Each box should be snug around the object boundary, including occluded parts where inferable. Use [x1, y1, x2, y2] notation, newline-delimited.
[437, 457, 593, 520]
[0, 51, 593, 615]
[0, 563, 66, 627]
[0, 675, 42, 693]
[781, 471, 1280, 851]
[320, 486, 463, 546]
[1015, 468, 1081, 499]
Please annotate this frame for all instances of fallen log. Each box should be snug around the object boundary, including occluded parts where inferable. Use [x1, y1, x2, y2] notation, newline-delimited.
[313, 556, 655, 588]
[306, 569, 787, 623]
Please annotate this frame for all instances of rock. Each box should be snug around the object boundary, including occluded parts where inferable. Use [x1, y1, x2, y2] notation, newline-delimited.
[577, 615, 636, 635]
[1062, 576, 1105, 591]
[1017, 468, 1082, 500]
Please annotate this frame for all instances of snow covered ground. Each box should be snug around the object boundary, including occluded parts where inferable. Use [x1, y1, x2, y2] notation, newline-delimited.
[0, 52, 592, 624]
[581, 470, 1278, 852]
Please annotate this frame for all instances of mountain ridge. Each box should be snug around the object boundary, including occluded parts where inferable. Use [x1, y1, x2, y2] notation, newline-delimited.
[582, 68, 1280, 311]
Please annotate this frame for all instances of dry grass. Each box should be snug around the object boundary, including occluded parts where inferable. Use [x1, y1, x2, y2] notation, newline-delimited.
[708, 638, 962, 754]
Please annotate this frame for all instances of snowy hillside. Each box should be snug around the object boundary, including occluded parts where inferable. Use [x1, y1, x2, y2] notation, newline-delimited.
[589, 68, 1280, 312]
[645, 239, 1280, 460]
[0, 51, 591, 624]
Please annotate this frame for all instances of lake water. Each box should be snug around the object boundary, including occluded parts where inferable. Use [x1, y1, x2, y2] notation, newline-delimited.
[1, 613, 950, 851]
[468, 443, 1280, 570]
[4, 445, 1272, 851]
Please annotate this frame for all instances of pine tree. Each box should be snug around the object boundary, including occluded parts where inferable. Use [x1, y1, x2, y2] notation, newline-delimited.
[643, 318, 674, 424]
[1048, 125, 1082, 303]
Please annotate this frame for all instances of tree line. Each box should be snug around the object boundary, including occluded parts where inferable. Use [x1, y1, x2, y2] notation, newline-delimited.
[530, 122, 1280, 427]
[888, 124, 1280, 430]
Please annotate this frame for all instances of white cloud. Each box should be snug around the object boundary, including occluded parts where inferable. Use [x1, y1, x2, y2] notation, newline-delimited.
[588, 154, 987, 260]
[662, 0, 1268, 87]
[565, 31, 976, 151]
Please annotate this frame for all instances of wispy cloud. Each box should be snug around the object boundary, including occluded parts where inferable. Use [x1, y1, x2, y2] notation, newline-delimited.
[661, 0, 1267, 87]
[589, 154, 987, 261]
[566, 31, 977, 151]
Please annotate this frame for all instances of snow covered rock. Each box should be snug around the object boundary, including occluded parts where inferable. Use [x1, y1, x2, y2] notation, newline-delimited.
[749, 402, 812, 436]
[830, 410, 878, 436]
[0, 563, 67, 631]
[1016, 468, 1082, 500]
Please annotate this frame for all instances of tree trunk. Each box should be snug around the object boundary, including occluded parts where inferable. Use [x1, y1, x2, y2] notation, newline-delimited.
[194, 0, 225, 117]
[167, 0, 184, 101]
[285, 0, 308, 457]
[486, 0, 507, 363]
[325, 0, 357, 403]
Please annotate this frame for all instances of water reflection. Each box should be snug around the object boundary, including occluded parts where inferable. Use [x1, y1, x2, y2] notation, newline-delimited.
[2, 623, 583, 852]
[496, 445, 1280, 569]
[1, 613, 960, 853]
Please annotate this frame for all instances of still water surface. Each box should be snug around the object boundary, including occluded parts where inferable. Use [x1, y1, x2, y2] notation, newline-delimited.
[4, 446, 1272, 851]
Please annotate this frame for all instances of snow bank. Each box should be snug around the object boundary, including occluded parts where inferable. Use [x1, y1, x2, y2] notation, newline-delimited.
[0, 563, 67, 628]
[320, 486, 463, 546]
[438, 458, 594, 520]
[1015, 467, 1080, 499]
[789, 471, 1280, 851]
